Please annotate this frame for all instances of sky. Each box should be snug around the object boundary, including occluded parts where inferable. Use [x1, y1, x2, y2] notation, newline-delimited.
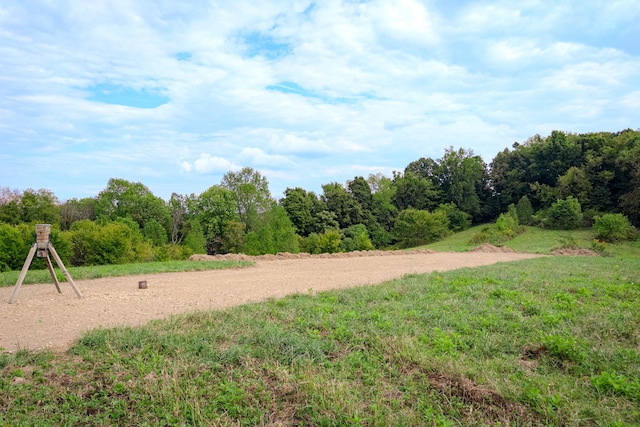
[1, 0, 639, 202]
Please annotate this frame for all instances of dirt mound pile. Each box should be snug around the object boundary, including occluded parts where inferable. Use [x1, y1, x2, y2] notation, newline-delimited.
[551, 248, 600, 257]
[189, 249, 435, 262]
[471, 243, 517, 253]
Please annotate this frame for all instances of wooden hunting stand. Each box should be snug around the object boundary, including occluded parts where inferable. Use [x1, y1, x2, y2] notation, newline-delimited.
[8, 224, 83, 304]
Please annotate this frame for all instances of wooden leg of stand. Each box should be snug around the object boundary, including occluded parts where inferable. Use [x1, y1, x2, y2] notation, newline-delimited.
[48, 243, 82, 299]
[8, 243, 37, 304]
[45, 252, 62, 294]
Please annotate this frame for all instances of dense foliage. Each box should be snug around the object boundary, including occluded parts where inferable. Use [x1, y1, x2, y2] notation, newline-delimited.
[1, 129, 638, 268]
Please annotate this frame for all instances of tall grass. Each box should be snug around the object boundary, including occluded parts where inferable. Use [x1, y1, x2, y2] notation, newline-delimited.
[1, 247, 639, 425]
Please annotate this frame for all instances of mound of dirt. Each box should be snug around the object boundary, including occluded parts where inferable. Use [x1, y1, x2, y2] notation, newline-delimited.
[188, 249, 435, 262]
[551, 248, 600, 257]
[471, 243, 517, 253]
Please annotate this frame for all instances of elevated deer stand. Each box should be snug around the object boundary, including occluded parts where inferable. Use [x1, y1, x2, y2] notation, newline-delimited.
[8, 224, 83, 304]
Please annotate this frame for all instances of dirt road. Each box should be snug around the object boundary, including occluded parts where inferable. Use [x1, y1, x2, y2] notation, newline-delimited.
[0, 251, 542, 353]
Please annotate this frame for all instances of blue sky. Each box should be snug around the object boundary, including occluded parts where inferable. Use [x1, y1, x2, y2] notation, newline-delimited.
[1, 0, 638, 202]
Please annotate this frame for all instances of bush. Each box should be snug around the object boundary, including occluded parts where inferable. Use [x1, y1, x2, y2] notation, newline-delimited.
[301, 230, 342, 254]
[340, 224, 375, 252]
[153, 243, 188, 261]
[393, 208, 450, 249]
[143, 219, 168, 246]
[469, 206, 524, 246]
[516, 195, 535, 225]
[545, 197, 583, 230]
[0, 223, 26, 271]
[592, 213, 637, 242]
[241, 206, 299, 255]
[435, 203, 471, 232]
[69, 219, 151, 266]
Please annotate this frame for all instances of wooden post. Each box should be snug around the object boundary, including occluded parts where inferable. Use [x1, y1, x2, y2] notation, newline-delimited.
[48, 243, 83, 299]
[44, 252, 62, 294]
[8, 243, 37, 304]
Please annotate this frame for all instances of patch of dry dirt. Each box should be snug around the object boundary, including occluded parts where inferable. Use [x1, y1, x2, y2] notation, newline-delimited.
[0, 251, 542, 354]
[471, 243, 517, 253]
[551, 248, 600, 256]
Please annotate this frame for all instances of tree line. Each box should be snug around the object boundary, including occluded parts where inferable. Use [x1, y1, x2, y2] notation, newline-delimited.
[1, 129, 638, 270]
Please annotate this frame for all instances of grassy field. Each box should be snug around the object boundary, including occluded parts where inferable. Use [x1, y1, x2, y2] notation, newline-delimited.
[1, 229, 639, 426]
[0, 259, 253, 287]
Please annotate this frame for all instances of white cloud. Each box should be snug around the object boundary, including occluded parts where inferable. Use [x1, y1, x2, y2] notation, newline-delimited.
[191, 154, 237, 174]
[1, 1, 638, 200]
[237, 147, 295, 167]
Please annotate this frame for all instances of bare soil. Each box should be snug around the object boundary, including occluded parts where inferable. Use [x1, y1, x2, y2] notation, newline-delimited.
[0, 250, 543, 354]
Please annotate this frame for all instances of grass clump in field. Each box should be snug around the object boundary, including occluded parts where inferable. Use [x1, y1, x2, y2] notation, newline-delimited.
[0, 259, 253, 287]
[1, 253, 639, 426]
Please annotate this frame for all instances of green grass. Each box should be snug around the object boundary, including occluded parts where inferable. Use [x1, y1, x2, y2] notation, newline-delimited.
[1, 243, 639, 425]
[425, 224, 640, 256]
[0, 259, 253, 287]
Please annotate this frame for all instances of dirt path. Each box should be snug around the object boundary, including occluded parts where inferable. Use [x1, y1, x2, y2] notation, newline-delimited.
[0, 251, 542, 353]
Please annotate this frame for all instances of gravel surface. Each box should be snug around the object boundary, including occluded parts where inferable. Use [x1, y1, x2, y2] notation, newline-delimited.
[0, 251, 542, 353]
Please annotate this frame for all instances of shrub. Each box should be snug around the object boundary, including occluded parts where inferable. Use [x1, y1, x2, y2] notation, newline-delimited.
[469, 206, 524, 245]
[0, 223, 26, 271]
[340, 224, 375, 252]
[142, 219, 168, 246]
[240, 206, 299, 255]
[182, 219, 207, 255]
[516, 195, 535, 225]
[435, 203, 471, 232]
[301, 230, 342, 254]
[393, 208, 450, 248]
[545, 197, 583, 229]
[592, 213, 637, 242]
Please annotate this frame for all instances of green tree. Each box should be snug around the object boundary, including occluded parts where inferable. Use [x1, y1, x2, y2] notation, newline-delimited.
[191, 186, 238, 254]
[0, 187, 22, 225]
[393, 208, 450, 248]
[168, 193, 193, 244]
[544, 197, 583, 230]
[528, 131, 583, 187]
[182, 219, 206, 255]
[242, 205, 299, 255]
[489, 145, 531, 212]
[143, 219, 168, 246]
[392, 172, 442, 212]
[435, 203, 471, 232]
[557, 166, 592, 205]
[94, 178, 170, 231]
[515, 195, 535, 226]
[60, 197, 96, 230]
[221, 167, 274, 233]
[20, 188, 61, 224]
[321, 182, 364, 229]
[436, 147, 490, 222]
[0, 223, 26, 271]
[280, 187, 317, 237]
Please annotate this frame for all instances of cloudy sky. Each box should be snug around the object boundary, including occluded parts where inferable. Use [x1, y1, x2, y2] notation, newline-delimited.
[1, 0, 638, 202]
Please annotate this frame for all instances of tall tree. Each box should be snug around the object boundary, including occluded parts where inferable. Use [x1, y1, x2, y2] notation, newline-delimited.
[392, 172, 442, 212]
[191, 186, 237, 254]
[94, 178, 170, 231]
[0, 187, 22, 225]
[221, 167, 274, 233]
[20, 188, 61, 224]
[321, 182, 364, 229]
[60, 197, 96, 230]
[436, 147, 490, 222]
